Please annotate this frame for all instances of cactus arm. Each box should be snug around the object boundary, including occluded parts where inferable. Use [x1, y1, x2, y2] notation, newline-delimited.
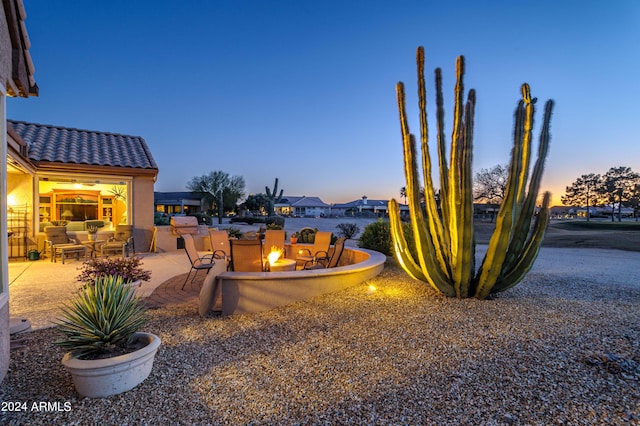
[416, 48, 449, 270]
[492, 192, 551, 294]
[405, 134, 456, 296]
[473, 100, 527, 297]
[503, 99, 554, 274]
[452, 90, 476, 298]
[389, 199, 427, 282]
[396, 82, 455, 296]
[447, 56, 466, 276]
[434, 68, 451, 253]
[515, 84, 535, 210]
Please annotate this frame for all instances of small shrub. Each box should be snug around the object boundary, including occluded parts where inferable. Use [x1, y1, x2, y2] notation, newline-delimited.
[336, 223, 360, 239]
[76, 256, 151, 286]
[358, 219, 418, 258]
[266, 216, 285, 228]
[226, 227, 242, 239]
[154, 212, 170, 226]
[230, 216, 267, 225]
[358, 220, 416, 257]
[358, 220, 392, 255]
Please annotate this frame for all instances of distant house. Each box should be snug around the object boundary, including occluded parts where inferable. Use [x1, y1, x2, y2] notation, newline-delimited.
[275, 196, 331, 217]
[7, 120, 159, 255]
[154, 191, 210, 215]
[332, 196, 391, 217]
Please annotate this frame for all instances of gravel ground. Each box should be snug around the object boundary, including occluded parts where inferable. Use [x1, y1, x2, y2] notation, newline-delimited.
[1, 248, 639, 425]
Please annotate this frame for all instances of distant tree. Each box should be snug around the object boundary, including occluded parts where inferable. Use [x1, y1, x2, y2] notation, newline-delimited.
[629, 183, 640, 221]
[561, 173, 601, 221]
[473, 164, 508, 204]
[601, 166, 640, 222]
[186, 171, 246, 223]
[400, 186, 425, 204]
[243, 193, 270, 215]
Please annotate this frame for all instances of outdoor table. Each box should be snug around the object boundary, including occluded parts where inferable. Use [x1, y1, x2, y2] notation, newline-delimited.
[82, 239, 104, 258]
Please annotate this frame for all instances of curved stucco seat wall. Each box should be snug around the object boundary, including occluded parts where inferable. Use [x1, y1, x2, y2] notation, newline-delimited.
[220, 247, 386, 316]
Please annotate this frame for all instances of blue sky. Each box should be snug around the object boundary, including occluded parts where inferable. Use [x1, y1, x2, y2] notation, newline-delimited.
[8, 0, 640, 205]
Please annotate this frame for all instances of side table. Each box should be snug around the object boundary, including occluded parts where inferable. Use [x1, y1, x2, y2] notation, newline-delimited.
[82, 239, 105, 258]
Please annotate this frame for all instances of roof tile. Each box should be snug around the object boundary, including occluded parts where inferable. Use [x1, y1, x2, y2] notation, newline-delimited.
[8, 120, 158, 170]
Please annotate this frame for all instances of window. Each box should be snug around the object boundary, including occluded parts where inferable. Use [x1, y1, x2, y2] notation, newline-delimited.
[37, 177, 131, 226]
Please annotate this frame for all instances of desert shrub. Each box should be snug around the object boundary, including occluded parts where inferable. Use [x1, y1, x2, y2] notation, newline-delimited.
[226, 227, 242, 239]
[336, 222, 360, 239]
[358, 220, 391, 255]
[266, 216, 285, 227]
[358, 220, 416, 257]
[231, 216, 266, 225]
[154, 212, 170, 226]
[76, 256, 151, 286]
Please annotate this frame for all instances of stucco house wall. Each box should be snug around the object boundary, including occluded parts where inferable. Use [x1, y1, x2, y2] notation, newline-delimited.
[0, 0, 12, 385]
[132, 175, 157, 253]
[2, 0, 39, 383]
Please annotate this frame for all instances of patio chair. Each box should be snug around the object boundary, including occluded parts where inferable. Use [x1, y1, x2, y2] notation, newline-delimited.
[230, 239, 265, 272]
[208, 229, 231, 264]
[262, 229, 285, 258]
[181, 234, 216, 290]
[303, 237, 346, 270]
[44, 226, 88, 264]
[101, 225, 135, 258]
[295, 231, 333, 268]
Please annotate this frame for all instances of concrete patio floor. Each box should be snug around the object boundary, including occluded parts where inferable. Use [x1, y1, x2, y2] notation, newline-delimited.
[8, 250, 202, 331]
[7, 217, 381, 332]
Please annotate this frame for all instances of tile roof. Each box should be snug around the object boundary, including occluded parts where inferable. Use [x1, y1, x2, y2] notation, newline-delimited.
[277, 196, 330, 207]
[333, 199, 389, 208]
[7, 120, 158, 170]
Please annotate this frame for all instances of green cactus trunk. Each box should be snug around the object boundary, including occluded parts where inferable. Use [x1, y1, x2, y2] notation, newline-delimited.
[389, 46, 554, 299]
[265, 178, 284, 217]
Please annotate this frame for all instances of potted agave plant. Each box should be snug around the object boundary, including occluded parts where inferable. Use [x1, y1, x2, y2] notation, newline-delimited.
[86, 224, 99, 242]
[76, 256, 151, 289]
[55, 275, 161, 398]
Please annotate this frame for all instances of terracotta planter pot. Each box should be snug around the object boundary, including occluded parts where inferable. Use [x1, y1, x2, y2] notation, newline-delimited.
[61, 332, 161, 398]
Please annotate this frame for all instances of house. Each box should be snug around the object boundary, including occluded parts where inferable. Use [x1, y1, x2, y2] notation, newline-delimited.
[2, 0, 40, 382]
[274, 195, 331, 217]
[332, 196, 391, 217]
[7, 120, 159, 257]
[154, 191, 210, 215]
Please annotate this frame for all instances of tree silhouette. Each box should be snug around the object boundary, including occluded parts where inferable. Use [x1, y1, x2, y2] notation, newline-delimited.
[561, 173, 601, 221]
[601, 166, 640, 222]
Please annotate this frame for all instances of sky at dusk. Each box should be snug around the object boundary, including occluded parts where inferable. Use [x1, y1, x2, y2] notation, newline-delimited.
[8, 0, 640, 206]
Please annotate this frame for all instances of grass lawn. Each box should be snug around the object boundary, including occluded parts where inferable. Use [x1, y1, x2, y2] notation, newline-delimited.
[474, 219, 640, 252]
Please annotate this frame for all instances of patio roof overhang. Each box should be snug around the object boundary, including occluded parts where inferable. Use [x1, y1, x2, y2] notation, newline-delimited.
[31, 161, 159, 180]
[3, 0, 38, 98]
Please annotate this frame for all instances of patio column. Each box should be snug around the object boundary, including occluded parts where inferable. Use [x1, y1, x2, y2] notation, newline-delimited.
[1, 85, 10, 381]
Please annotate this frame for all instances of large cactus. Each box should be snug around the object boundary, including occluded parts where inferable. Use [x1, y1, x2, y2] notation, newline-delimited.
[265, 177, 284, 217]
[389, 46, 554, 299]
